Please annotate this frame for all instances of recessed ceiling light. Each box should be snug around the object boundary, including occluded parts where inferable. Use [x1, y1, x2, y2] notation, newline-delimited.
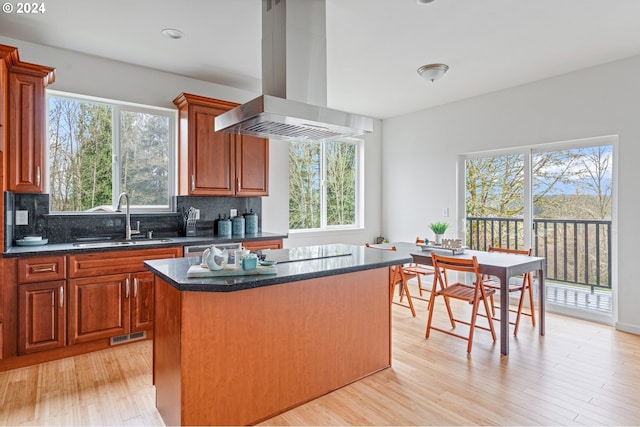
[416, 0, 436, 4]
[161, 28, 184, 39]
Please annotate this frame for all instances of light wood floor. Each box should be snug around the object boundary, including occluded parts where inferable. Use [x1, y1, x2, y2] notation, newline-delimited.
[1, 281, 640, 426]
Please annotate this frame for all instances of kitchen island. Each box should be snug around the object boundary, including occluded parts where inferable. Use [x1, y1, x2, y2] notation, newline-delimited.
[144, 244, 411, 426]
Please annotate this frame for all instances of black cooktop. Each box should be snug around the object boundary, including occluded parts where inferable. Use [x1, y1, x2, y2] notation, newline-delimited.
[261, 244, 352, 264]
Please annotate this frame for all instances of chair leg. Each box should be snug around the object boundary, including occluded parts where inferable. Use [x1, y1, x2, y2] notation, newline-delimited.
[425, 274, 442, 338]
[467, 298, 479, 353]
[489, 294, 496, 317]
[402, 279, 417, 317]
[481, 291, 497, 341]
[527, 273, 536, 327]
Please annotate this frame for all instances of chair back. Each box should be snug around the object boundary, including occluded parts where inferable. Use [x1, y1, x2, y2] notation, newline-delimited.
[365, 242, 397, 251]
[431, 253, 480, 276]
[489, 246, 532, 256]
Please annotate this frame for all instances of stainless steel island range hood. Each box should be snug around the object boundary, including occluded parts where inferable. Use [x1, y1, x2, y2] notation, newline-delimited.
[215, 0, 373, 141]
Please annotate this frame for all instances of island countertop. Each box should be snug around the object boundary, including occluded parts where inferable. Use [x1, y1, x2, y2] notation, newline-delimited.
[144, 243, 412, 292]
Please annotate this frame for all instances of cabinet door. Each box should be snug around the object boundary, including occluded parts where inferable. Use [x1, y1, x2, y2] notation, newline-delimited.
[18, 281, 66, 354]
[7, 71, 46, 192]
[68, 274, 130, 344]
[236, 135, 269, 196]
[131, 271, 154, 332]
[189, 104, 235, 196]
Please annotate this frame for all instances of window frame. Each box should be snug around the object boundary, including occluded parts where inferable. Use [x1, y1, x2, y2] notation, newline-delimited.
[288, 137, 364, 234]
[46, 89, 177, 213]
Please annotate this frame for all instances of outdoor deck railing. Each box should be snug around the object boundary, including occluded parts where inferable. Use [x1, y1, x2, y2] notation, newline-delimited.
[466, 216, 612, 292]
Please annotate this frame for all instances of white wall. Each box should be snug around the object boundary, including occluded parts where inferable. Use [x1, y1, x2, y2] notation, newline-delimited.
[382, 55, 640, 335]
[0, 36, 384, 248]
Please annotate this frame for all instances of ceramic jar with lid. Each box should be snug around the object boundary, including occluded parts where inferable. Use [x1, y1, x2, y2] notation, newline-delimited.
[232, 215, 245, 236]
[217, 217, 231, 236]
[244, 209, 258, 234]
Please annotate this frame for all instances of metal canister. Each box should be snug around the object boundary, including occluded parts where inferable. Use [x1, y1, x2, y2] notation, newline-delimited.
[232, 215, 245, 236]
[244, 209, 258, 234]
[217, 218, 231, 236]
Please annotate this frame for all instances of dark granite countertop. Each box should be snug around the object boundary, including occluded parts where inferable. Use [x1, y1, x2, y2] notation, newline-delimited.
[144, 244, 412, 292]
[3, 232, 288, 257]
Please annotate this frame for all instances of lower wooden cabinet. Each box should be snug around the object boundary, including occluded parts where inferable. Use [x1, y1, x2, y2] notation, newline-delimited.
[242, 239, 283, 251]
[17, 255, 67, 355]
[18, 281, 66, 355]
[68, 247, 180, 345]
[67, 271, 156, 344]
[68, 273, 130, 344]
[131, 271, 154, 332]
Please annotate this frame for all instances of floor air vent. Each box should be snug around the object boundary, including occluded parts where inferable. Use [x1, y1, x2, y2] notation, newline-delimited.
[110, 331, 147, 346]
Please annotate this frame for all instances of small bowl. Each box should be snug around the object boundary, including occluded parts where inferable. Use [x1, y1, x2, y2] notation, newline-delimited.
[259, 260, 277, 266]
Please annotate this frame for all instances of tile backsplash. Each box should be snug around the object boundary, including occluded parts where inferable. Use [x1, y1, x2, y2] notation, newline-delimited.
[4, 192, 262, 250]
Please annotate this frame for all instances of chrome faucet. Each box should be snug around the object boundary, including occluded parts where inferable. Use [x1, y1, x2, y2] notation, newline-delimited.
[116, 192, 140, 240]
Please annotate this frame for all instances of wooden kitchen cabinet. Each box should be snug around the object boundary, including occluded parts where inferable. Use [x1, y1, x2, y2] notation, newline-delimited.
[173, 93, 269, 196]
[242, 239, 283, 251]
[236, 134, 269, 196]
[17, 255, 67, 355]
[18, 281, 66, 354]
[131, 271, 154, 332]
[5, 49, 55, 193]
[68, 247, 181, 344]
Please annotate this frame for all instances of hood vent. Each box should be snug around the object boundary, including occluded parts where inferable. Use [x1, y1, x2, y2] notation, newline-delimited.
[215, 0, 373, 141]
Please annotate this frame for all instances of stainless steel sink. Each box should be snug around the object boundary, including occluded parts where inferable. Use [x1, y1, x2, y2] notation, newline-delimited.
[73, 238, 173, 248]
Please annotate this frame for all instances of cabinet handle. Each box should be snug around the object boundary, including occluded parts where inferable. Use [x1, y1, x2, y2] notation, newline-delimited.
[36, 166, 41, 187]
[59, 286, 64, 308]
[125, 278, 130, 299]
[134, 278, 138, 298]
[236, 177, 240, 192]
[32, 265, 55, 273]
[191, 174, 195, 191]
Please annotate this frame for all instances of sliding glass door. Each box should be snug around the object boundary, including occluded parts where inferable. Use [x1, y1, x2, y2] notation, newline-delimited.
[462, 137, 614, 319]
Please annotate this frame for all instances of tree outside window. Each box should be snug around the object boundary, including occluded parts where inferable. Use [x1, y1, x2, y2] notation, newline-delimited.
[47, 92, 174, 212]
[289, 139, 360, 231]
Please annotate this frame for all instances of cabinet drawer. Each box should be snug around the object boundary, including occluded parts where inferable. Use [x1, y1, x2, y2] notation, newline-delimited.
[18, 255, 66, 284]
[242, 239, 283, 251]
[69, 247, 181, 278]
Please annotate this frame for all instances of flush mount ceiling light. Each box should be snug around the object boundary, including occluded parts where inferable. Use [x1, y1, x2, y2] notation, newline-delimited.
[416, 0, 436, 4]
[161, 28, 184, 39]
[417, 63, 449, 82]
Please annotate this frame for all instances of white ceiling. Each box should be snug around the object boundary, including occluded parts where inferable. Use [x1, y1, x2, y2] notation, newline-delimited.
[2, 0, 640, 119]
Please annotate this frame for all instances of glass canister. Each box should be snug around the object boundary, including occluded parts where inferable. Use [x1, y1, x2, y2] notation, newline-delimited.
[232, 215, 245, 235]
[244, 209, 258, 234]
[217, 217, 231, 237]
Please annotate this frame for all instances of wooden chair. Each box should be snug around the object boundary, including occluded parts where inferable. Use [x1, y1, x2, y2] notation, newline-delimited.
[482, 247, 536, 336]
[400, 237, 437, 303]
[426, 253, 496, 353]
[365, 243, 416, 317]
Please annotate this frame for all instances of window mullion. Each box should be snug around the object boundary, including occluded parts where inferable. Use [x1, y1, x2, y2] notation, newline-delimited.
[112, 105, 121, 207]
[321, 141, 327, 228]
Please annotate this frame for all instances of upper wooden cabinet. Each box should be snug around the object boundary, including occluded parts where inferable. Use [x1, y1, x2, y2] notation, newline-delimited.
[173, 93, 269, 196]
[2, 45, 55, 193]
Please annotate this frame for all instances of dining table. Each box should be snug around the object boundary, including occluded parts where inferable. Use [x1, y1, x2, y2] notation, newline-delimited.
[392, 242, 546, 356]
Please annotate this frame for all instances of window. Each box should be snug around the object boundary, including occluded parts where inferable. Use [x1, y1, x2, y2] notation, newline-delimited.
[288, 139, 362, 231]
[46, 91, 175, 212]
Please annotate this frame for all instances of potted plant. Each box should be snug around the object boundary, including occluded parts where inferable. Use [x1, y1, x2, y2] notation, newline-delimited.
[429, 222, 449, 244]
